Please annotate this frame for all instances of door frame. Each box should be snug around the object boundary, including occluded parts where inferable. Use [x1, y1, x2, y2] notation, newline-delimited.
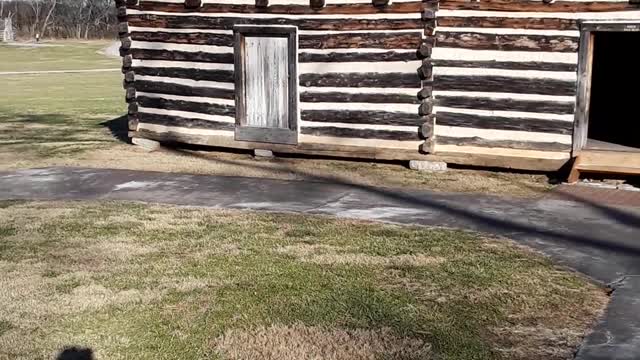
[233, 25, 299, 145]
[572, 21, 640, 155]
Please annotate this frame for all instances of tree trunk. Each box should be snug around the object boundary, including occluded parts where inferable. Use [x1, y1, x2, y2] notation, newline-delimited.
[40, 0, 57, 38]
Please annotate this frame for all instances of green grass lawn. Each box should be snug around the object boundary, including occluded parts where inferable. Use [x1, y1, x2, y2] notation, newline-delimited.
[0, 41, 120, 72]
[0, 201, 607, 360]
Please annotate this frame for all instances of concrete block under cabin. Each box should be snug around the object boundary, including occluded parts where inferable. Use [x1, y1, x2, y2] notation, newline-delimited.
[116, 0, 640, 174]
[254, 149, 274, 158]
[409, 160, 447, 173]
[131, 137, 161, 151]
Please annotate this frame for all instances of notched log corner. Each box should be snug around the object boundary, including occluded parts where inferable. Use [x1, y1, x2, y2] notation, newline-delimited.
[185, 0, 202, 9]
[421, 116, 435, 139]
[310, 0, 325, 9]
[420, 138, 436, 154]
[372, 0, 390, 8]
[128, 114, 139, 131]
[418, 59, 433, 80]
[419, 99, 434, 116]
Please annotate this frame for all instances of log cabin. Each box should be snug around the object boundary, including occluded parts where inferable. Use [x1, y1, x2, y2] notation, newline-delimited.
[116, 0, 640, 177]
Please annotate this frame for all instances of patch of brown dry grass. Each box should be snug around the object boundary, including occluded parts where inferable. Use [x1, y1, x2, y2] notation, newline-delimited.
[491, 325, 585, 360]
[212, 324, 432, 360]
[276, 244, 445, 267]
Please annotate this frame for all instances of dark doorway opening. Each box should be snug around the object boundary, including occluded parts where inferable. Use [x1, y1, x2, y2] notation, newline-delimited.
[586, 31, 640, 152]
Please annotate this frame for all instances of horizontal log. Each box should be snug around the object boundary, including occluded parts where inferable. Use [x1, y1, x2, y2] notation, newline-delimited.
[435, 75, 576, 96]
[300, 73, 421, 88]
[436, 111, 574, 134]
[130, 128, 569, 170]
[435, 95, 575, 115]
[137, 96, 235, 117]
[133, 69, 419, 89]
[301, 110, 421, 126]
[131, 30, 422, 50]
[138, 112, 234, 131]
[130, 31, 233, 46]
[129, 48, 416, 64]
[129, 1, 426, 14]
[128, 14, 423, 31]
[301, 127, 421, 141]
[582, 23, 640, 32]
[129, 48, 234, 64]
[439, 0, 640, 12]
[435, 32, 579, 53]
[438, 17, 579, 31]
[299, 31, 421, 49]
[436, 135, 572, 152]
[299, 50, 417, 63]
[135, 80, 235, 99]
[132, 66, 234, 83]
[301, 91, 419, 104]
[430, 59, 577, 72]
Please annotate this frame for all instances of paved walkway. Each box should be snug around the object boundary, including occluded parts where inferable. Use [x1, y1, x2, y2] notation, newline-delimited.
[1, 167, 639, 360]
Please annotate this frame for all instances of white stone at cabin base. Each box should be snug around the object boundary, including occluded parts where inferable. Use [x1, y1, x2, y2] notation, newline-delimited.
[409, 160, 448, 172]
[131, 137, 161, 151]
[254, 149, 274, 158]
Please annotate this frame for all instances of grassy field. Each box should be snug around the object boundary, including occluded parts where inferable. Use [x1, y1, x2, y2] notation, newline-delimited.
[0, 41, 120, 72]
[0, 41, 555, 196]
[0, 201, 607, 360]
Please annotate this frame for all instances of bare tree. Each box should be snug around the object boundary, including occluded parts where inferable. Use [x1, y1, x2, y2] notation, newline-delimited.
[2, 0, 117, 39]
[40, 0, 57, 37]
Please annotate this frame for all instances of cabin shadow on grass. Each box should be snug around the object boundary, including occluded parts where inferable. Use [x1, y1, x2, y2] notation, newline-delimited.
[56, 347, 94, 360]
[100, 115, 129, 143]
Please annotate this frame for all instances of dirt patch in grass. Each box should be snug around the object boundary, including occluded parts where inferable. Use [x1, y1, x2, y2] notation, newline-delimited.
[212, 324, 431, 360]
[0, 201, 608, 359]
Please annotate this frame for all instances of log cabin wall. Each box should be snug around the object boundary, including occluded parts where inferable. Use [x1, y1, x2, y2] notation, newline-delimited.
[432, 0, 640, 164]
[116, 0, 436, 161]
[116, 0, 640, 170]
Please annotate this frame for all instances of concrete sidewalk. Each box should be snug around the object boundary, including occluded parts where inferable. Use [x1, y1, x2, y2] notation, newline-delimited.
[1, 167, 638, 359]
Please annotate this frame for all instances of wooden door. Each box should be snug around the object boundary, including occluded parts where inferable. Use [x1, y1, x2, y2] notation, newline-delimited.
[234, 26, 298, 145]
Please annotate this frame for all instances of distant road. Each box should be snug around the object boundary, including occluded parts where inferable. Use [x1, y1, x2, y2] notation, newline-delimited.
[0, 68, 121, 76]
